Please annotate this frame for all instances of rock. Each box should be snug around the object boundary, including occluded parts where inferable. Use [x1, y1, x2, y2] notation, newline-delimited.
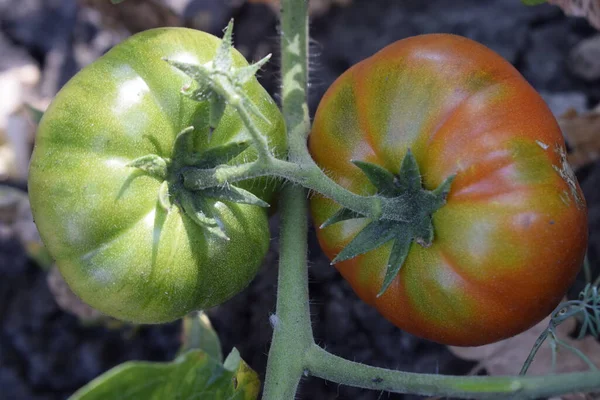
[0, 0, 77, 56]
[522, 20, 585, 91]
[46, 266, 104, 322]
[570, 34, 600, 81]
[541, 91, 588, 117]
[0, 33, 40, 180]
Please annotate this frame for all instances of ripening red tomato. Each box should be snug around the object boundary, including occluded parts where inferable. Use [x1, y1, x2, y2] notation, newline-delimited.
[309, 34, 588, 346]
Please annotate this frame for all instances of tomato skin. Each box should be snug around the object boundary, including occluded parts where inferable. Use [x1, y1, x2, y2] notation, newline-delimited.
[309, 34, 588, 346]
[29, 28, 287, 324]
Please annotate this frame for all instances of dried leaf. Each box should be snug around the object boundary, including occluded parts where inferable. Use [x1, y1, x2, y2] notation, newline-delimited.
[549, 0, 600, 30]
[47, 266, 104, 322]
[559, 106, 600, 170]
[0, 35, 42, 180]
[570, 35, 600, 81]
[449, 306, 600, 377]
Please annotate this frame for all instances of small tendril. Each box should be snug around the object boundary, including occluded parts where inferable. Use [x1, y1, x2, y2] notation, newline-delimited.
[520, 282, 600, 375]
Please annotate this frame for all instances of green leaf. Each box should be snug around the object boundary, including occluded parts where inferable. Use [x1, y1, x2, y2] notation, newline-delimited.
[224, 348, 242, 371]
[179, 311, 223, 362]
[378, 232, 412, 297]
[521, 0, 547, 5]
[191, 141, 251, 167]
[352, 160, 397, 196]
[110, 0, 126, 3]
[333, 220, 398, 263]
[69, 349, 260, 400]
[320, 207, 364, 229]
[203, 186, 270, 208]
[127, 154, 168, 180]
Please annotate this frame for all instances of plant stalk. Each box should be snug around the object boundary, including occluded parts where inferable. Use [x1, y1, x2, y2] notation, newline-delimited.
[305, 344, 600, 399]
[182, 157, 383, 219]
[262, 0, 313, 398]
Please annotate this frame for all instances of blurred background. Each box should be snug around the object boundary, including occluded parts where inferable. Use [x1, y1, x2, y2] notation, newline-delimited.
[1, 0, 600, 399]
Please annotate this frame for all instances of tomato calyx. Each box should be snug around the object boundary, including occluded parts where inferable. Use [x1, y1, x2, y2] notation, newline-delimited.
[124, 22, 279, 241]
[127, 126, 269, 240]
[324, 150, 454, 296]
[165, 20, 272, 137]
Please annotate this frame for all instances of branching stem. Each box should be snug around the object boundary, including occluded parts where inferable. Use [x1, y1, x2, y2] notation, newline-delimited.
[182, 156, 383, 219]
[211, 74, 272, 161]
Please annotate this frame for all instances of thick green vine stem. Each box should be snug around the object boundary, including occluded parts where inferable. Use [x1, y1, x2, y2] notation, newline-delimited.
[262, 1, 312, 398]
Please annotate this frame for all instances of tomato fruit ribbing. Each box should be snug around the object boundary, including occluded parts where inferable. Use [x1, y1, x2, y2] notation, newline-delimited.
[309, 34, 587, 346]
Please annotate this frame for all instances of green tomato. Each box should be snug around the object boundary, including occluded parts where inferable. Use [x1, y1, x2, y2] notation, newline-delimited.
[29, 28, 287, 324]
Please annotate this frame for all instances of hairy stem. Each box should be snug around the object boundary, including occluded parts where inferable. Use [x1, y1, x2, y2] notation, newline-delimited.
[213, 75, 272, 161]
[182, 156, 383, 219]
[305, 344, 600, 399]
[262, 0, 312, 398]
[262, 186, 313, 399]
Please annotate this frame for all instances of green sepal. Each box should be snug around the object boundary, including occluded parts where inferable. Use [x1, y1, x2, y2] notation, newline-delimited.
[166, 59, 212, 84]
[203, 186, 269, 208]
[172, 126, 195, 162]
[188, 141, 251, 167]
[158, 181, 171, 211]
[521, 0, 546, 5]
[377, 232, 412, 297]
[127, 154, 168, 180]
[320, 207, 363, 229]
[396, 149, 421, 192]
[430, 174, 456, 208]
[332, 220, 398, 263]
[214, 20, 235, 73]
[351, 160, 397, 196]
[168, 58, 271, 127]
[210, 96, 227, 129]
[235, 54, 272, 85]
[165, 20, 272, 127]
[180, 191, 229, 241]
[181, 86, 213, 103]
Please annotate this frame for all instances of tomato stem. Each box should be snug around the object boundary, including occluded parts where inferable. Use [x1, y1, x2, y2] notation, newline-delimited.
[261, 0, 313, 397]
[182, 156, 384, 219]
[304, 344, 600, 399]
